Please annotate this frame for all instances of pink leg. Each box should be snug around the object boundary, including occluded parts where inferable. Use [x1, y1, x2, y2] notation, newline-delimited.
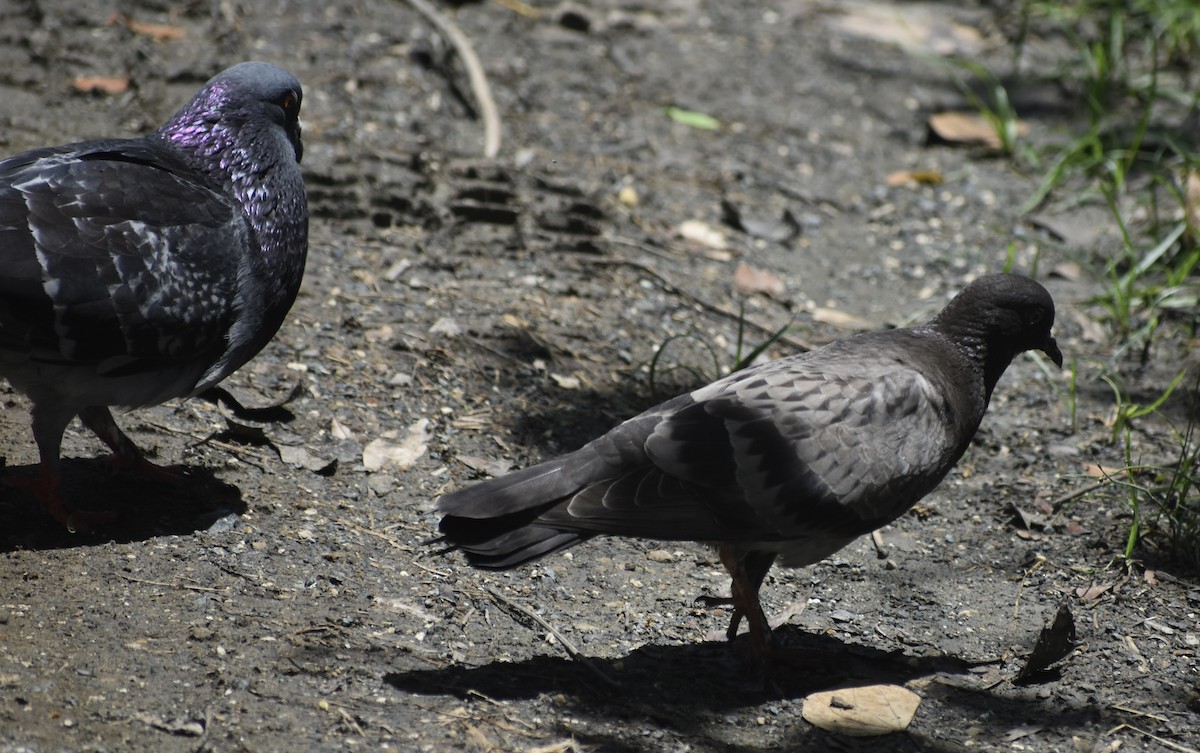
[78, 406, 181, 484]
[4, 405, 117, 533]
[718, 545, 776, 660]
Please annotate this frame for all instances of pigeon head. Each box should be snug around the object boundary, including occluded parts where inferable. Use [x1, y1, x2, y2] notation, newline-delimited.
[156, 61, 304, 168]
[215, 61, 304, 162]
[931, 273, 1062, 394]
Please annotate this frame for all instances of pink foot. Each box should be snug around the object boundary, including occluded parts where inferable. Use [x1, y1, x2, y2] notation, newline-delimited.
[5, 470, 118, 533]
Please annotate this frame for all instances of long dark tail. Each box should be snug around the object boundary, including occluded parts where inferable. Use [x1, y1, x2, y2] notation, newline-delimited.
[436, 449, 607, 569]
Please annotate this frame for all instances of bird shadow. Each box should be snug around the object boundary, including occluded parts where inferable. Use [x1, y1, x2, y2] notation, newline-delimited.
[0, 458, 245, 552]
[384, 626, 978, 708]
[379, 629, 1110, 752]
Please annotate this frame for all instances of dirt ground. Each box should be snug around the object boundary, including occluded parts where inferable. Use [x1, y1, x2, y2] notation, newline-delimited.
[0, 1, 1197, 751]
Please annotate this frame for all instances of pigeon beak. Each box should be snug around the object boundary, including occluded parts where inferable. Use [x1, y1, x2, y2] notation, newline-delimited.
[1042, 336, 1063, 368]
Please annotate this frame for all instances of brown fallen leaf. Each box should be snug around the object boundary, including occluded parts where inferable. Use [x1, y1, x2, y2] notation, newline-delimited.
[105, 13, 186, 41]
[928, 111, 1029, 150]
[809, 306, 873, 330]
[733, 262, 785, 299]
[801, 684, 921, 736]
[1051, 261, 1084, 281]
[885, 169, 943, 187]
[126, 19, 185, 41]
[1076, 583, 1114, 602]
[72, 75, 129, 95]
[1084, 463, 1125, 478]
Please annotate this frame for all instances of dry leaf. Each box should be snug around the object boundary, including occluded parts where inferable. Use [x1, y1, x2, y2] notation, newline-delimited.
[1076, 583, 1113, 602]
[801, 684, 921, 736]
[550, 373, 581, 390]
[1051, 261, 1084, 281]
[277, 444, 336, 475]
[678, 219, 728, 250]
[127, 19, 185, 40]
[1003, 725, 1044, 742]
[885, 169, 943, 187]
[330, 417, 356, 441]
[106, 13, 186, 41]
[928, 111, 1028, 150]
[810, 306, 872, 330]
[456, 454, 513, 478]
[362, 419, 429, 472]
[72, 76, 129, 94]
[733, 262, 785, 299]
[1084, 464, 1124, 478]
[828, 2, 982, 56]
[721, 199, 799, 242]
[429, 317, 462, 337]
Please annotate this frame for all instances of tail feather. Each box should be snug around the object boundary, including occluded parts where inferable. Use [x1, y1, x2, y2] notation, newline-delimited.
[437, 448, 606, 518]
[437, 414, 665, 569]
[442, 521, 590, 569]
[437, 447, 608, 569]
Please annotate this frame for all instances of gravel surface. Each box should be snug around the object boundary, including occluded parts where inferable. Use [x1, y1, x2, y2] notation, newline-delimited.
[0, 2, 1197, 752]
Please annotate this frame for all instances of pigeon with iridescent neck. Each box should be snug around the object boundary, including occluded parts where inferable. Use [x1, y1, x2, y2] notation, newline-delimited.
[0, 62, 308, 531]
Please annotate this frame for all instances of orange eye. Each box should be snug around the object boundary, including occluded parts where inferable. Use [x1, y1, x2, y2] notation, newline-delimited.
[280, 92, 297, 113]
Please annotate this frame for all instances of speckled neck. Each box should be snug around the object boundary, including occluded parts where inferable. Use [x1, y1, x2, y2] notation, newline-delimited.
[154, 80, 307, 289]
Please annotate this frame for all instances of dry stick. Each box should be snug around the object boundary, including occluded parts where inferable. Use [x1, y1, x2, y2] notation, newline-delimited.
[1048, 456, 1173, 515]
[1049, 476, 1123, 513]
[586, 256, 814, 353]
[405, 0, 501, 158]
[482, 585, 621, 688]
[1106, 724, 1199, 753]
[117, 573, 219, 592]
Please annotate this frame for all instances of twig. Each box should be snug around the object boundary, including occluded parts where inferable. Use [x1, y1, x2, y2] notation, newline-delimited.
[117, 573, 219, 592]
[135, 416, 274, 468]
[585, 256, 813, 353]
[482, 585, 620, 688]
[491, 0, 540, 18]
[1049, 477, 1123, 513]
[406, 0, 501, 158]
[1105, 724, 1199, 753]
[1110, 704, 1169, 723]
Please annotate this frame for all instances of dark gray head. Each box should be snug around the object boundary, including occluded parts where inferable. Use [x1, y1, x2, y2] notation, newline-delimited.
[930, 273, 1062, 393]
[157, 61, 304, 163]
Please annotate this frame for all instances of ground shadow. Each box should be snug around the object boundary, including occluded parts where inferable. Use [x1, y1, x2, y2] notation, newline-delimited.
[384, 625, 977, 706]
[383, 627, 1114, 753]
[0, 458, 245, 552]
